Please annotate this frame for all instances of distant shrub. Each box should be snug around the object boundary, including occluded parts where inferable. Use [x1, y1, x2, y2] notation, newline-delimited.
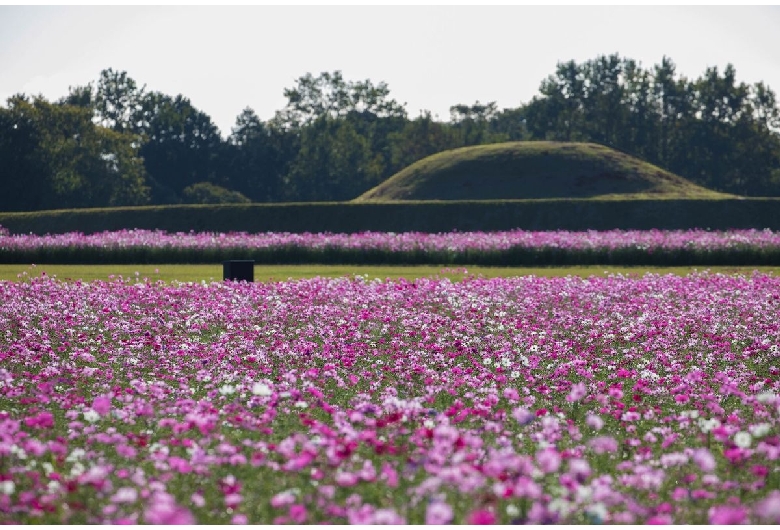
[181, 182, 251, 204]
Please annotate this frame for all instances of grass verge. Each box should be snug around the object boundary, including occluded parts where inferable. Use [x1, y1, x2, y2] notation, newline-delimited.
[2, 264, 778, 283]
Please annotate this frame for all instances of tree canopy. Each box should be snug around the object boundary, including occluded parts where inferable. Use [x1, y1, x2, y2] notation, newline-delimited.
[2, 57, 779, 211]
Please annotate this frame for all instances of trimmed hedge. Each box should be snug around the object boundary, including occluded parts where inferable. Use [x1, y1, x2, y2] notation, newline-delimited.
[1, 199, 779, 236]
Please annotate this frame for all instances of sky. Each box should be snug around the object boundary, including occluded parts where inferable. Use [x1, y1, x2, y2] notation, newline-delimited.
[2, 5, 780, 138]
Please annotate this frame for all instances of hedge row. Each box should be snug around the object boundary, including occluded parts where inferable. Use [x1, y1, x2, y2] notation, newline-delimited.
[2, 245, 780, 266]
[1, 198, 779, 236]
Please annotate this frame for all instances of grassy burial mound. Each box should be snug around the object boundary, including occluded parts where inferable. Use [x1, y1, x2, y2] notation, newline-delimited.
[355, 141, 733, 202]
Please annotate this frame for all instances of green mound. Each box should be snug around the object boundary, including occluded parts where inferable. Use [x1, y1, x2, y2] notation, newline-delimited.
[355, 141, 734, 201]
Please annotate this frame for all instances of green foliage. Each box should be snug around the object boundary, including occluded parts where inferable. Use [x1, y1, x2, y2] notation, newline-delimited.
[273, 70, 407, 130]
[285, 116, 384, 201]
[525, 54, 780, 196]
[0, 95, 150, 211]
[387, 112, 462, 175]
[3, 55, 780, 212]
[137, 92, 224, 200]
[181, 182, 250, 204]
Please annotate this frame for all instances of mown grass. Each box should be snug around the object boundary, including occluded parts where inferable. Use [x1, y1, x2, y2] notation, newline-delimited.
[355, 141, 733, 202]
[2, 264, 778, 283]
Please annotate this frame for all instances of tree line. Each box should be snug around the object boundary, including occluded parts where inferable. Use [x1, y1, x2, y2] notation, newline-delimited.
[2, 54, 779, 212]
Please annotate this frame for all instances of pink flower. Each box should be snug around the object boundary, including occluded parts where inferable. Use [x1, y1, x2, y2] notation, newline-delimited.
[270, 491, 296, 508]
[536, 448, 562, 473]
[373, 508, 405, 525]
[426, 501, 454, 525]
[111, 487, 138, 504]
[503, 387, 519, 401]
[144, 499, 195, 525]
[335, 471, 359, 487]
[224, 493, 242, 509]
[566, 382, 587, 402]
[467, 509, 496, 525]
[568, 458, 591, 481]
[755, 490, 780, 523]
[646, 514, 674, 524]
[589, 435, 618, 454]
[691, 448, 716, 472]
[708, 505, 747, 525]
[586, 413, 604, 430]
[168, 456, 192, 474]
[512, 407, 534, 425]
[381, 462, 398, 488]
[231, 514, 248, 524]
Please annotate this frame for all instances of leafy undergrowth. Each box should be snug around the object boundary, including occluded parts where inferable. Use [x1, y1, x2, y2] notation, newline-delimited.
[1, 272, 779, 523]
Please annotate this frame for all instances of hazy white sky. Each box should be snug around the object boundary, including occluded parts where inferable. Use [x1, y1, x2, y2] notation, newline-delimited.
[2, 5, 779, 137]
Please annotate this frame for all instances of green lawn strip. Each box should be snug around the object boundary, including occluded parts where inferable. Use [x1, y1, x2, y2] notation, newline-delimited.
[2, 263, 778, 283]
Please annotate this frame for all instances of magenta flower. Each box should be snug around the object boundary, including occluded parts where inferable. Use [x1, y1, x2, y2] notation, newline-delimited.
[92, 395, 112, 416]
[646, 514, 674, 524]
[289, 504, 307, 523]
[23, 411, 54, 429]
[467, 509, 496, 525]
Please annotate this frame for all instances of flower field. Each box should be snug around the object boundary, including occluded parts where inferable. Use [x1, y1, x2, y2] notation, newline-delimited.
[1, 271, 780, 523]
[2, 227, 780, 265]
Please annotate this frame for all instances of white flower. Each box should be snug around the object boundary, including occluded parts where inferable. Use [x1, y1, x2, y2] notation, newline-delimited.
[509, 370, 520, 379]
[697, 417, 721, 433]
[757, 392, 778, 403]
[586, 502, 608, 523]
[734, 431, 752, 448]
[66, 448, 86, 462]
[251, 382, 272, 396]
[0, 480, 14, 495]
[483, 357, 493, 366]
[501, 357, 512, 368]
[749, 423, 772, 438]
[219, 384, 236, 395]
[294, 401, 309, 409]
[83, 409, 100, 423]
[506, 504, 520, 517]
[111, 487, 138, 504]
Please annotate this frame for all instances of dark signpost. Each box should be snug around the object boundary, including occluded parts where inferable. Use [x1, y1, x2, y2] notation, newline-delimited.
[223, 260, 255, 282]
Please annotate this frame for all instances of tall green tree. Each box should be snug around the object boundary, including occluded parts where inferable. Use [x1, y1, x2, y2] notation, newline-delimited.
[274, 71, 407, 130]
[94, 68, 146, 134]
[449, 101, 500, 146]
[388, 111, 461, 173]
[285, 116, 382, 201]
[0, 94, 149, 210]
[224, 108, 290, 202]
[136, 92, 224, 202]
